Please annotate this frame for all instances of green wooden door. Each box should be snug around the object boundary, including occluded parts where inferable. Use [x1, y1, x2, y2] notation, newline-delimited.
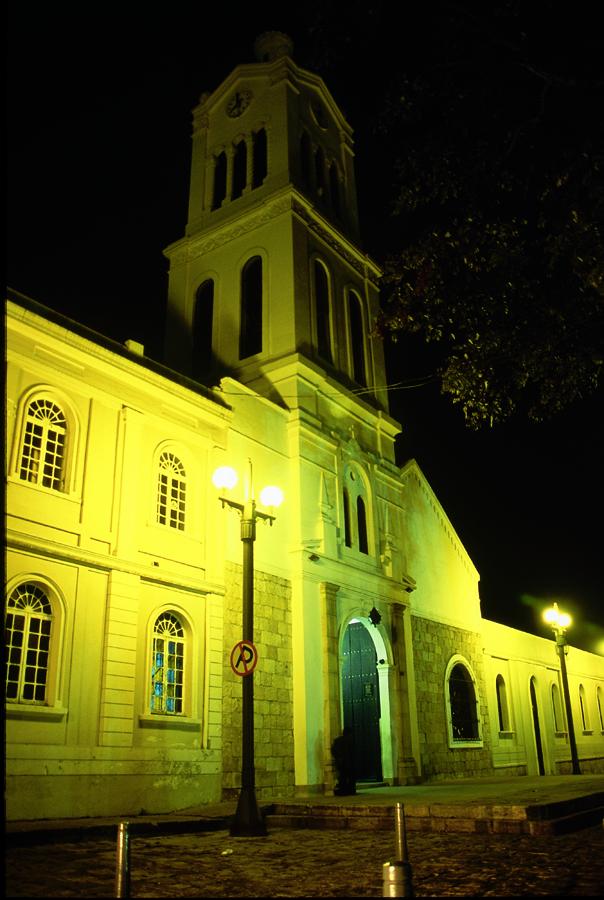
[341, 622, 383, 782]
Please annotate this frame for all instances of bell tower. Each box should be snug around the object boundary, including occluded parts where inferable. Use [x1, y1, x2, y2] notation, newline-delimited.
[163, 32, 392, 423]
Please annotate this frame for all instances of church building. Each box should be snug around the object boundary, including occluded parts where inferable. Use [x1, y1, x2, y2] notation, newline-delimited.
[5, 33, 603, 821]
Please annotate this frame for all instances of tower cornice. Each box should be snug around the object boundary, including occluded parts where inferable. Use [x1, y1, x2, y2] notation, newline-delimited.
[165, 186, 382, 285]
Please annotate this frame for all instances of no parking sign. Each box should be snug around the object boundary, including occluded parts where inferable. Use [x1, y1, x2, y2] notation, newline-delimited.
[230, 640, 258, 676]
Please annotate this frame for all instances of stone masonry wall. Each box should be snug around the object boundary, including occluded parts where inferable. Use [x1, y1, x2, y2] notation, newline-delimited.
[412, 615, 494, 780]
[222, 562, 295, 800]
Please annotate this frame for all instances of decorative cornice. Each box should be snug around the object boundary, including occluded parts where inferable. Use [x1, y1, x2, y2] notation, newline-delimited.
[170, 191, 381, 286]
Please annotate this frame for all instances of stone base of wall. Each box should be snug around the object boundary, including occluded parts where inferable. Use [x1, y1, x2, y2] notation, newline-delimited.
[5, 753, 222, 820]
[556, 757, 604, 775]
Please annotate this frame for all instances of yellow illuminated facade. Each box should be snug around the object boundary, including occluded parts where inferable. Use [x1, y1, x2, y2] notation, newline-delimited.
[5, 33, 604, 820]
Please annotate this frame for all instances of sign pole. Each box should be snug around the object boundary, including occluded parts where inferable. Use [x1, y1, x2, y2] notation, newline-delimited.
[230, 499, 266, 836]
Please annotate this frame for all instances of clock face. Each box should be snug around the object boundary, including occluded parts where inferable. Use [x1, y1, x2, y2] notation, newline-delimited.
[227, 90, 252, 117]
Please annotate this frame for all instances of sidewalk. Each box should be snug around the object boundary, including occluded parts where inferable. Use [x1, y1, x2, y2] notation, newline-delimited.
[7, 773, 604, 840]
[4, 776, 604, 898]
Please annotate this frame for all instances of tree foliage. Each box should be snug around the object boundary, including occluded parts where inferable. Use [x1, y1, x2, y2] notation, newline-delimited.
[370, 3, 604, 427]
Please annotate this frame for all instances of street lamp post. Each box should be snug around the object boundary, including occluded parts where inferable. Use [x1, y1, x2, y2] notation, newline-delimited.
[543, 602, 581, 775]
[212, 461, 283, 836]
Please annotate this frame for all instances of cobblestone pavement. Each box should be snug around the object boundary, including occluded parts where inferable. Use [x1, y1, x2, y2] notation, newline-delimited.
[5, 822, 604, 897]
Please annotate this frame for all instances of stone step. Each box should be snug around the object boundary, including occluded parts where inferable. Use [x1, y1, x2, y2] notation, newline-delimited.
[265, 793, 604, 836]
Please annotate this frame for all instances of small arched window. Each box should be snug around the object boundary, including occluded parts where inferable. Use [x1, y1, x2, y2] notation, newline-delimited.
[329, 161, 341, 217]
[313, 259, 332, 364]
[239, 256, 262, 359]
[597, 686, 604, 731]
[157, 452, 186, 531]
[315, 145, 326, 196]
[5, 582, 53, 705]
[495, 674, 511, 732]
[357, 496, 368, 555]
[551, 683, 564, 732]
[192, 279, 214, 380]
[448, 662, 480, 741]
[343, 487, 352, 547]
[231, 139, 247, 200]
[212, 151, 227, 209]
[348, 290, 367, 387]
[252, 128, 267, 188]
[579, 684, 590, 731]
[300, 131, 312, 187]
[19, 397, 67, 491]
[342, 465, 372, 555]
[150, 612, 185, 715]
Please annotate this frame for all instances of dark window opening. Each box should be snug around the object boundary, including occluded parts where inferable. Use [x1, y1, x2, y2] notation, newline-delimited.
[192, 279, 214, 380]
[357, 496, 368, 554]
[349, 291, 367, 386]
[252, 128, 268, 188]
[231, 140, 247, 200]
[212, 152, 227, 210]
[239, 256, 262, 359]
[314, 260, 332, 363]
[329, 162, 341, 217]
[449, 663, 479, 740]
[315, 146, 326, 196]
[343, 488, 352, 547]
[300, 132, 311, 187]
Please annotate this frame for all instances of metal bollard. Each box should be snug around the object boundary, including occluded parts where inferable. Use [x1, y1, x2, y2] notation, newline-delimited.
[115, 821, 130, 898]
[382, 803, 414, 897]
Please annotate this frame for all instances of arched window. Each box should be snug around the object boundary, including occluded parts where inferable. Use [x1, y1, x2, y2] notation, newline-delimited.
[357, 496, 368, 554]
[313, 259, 332, 364]
[231, 138, 247, 200]
[239, 256, 262, 359]
[300, 131, 312, 188]
[448, 661, 480, 742]
[551, 683, 564, 732]
[342, 465, 372, 555]
[19, 397, 67, 491]
[150, 612, 185, 715]
[315, 145, 326, 196]
[192, 279, 214, 379]
[597, 686, 604, 731]
[329, 161, 341, 217]
[496, 674, 511, 731]
[212, 151, 227, 209]
[348, 290, 367, 386]
[343, 487, 352, 547]
[5, 582, 53, 705]
[579, 684, 590, 731]
[157, 452, 186, 531]
[252, 128, 267, 188]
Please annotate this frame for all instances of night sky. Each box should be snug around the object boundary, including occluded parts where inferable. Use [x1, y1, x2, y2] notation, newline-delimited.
[7, 4, 603, 653]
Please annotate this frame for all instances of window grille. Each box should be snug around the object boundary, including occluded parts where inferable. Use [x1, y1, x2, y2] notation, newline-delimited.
[157, 452, 186, 530]
[5, 583, 53, 704]
[19, 398, 67, 490]
[150, 612, 185, 714]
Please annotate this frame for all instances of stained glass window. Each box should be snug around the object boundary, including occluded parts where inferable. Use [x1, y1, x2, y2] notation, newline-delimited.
[150, 612, 184, 715]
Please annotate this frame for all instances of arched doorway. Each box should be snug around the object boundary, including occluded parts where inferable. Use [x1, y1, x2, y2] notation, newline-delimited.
[529, 676, 545, 776]
[341, 621, 383, 782]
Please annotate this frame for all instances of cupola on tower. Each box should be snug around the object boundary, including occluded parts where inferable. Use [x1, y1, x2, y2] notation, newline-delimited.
[164, 32, 389, 418]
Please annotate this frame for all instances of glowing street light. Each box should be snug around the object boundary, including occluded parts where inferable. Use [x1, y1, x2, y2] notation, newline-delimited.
[543, 602, 581, 775]
[213, 459, 283, 835]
